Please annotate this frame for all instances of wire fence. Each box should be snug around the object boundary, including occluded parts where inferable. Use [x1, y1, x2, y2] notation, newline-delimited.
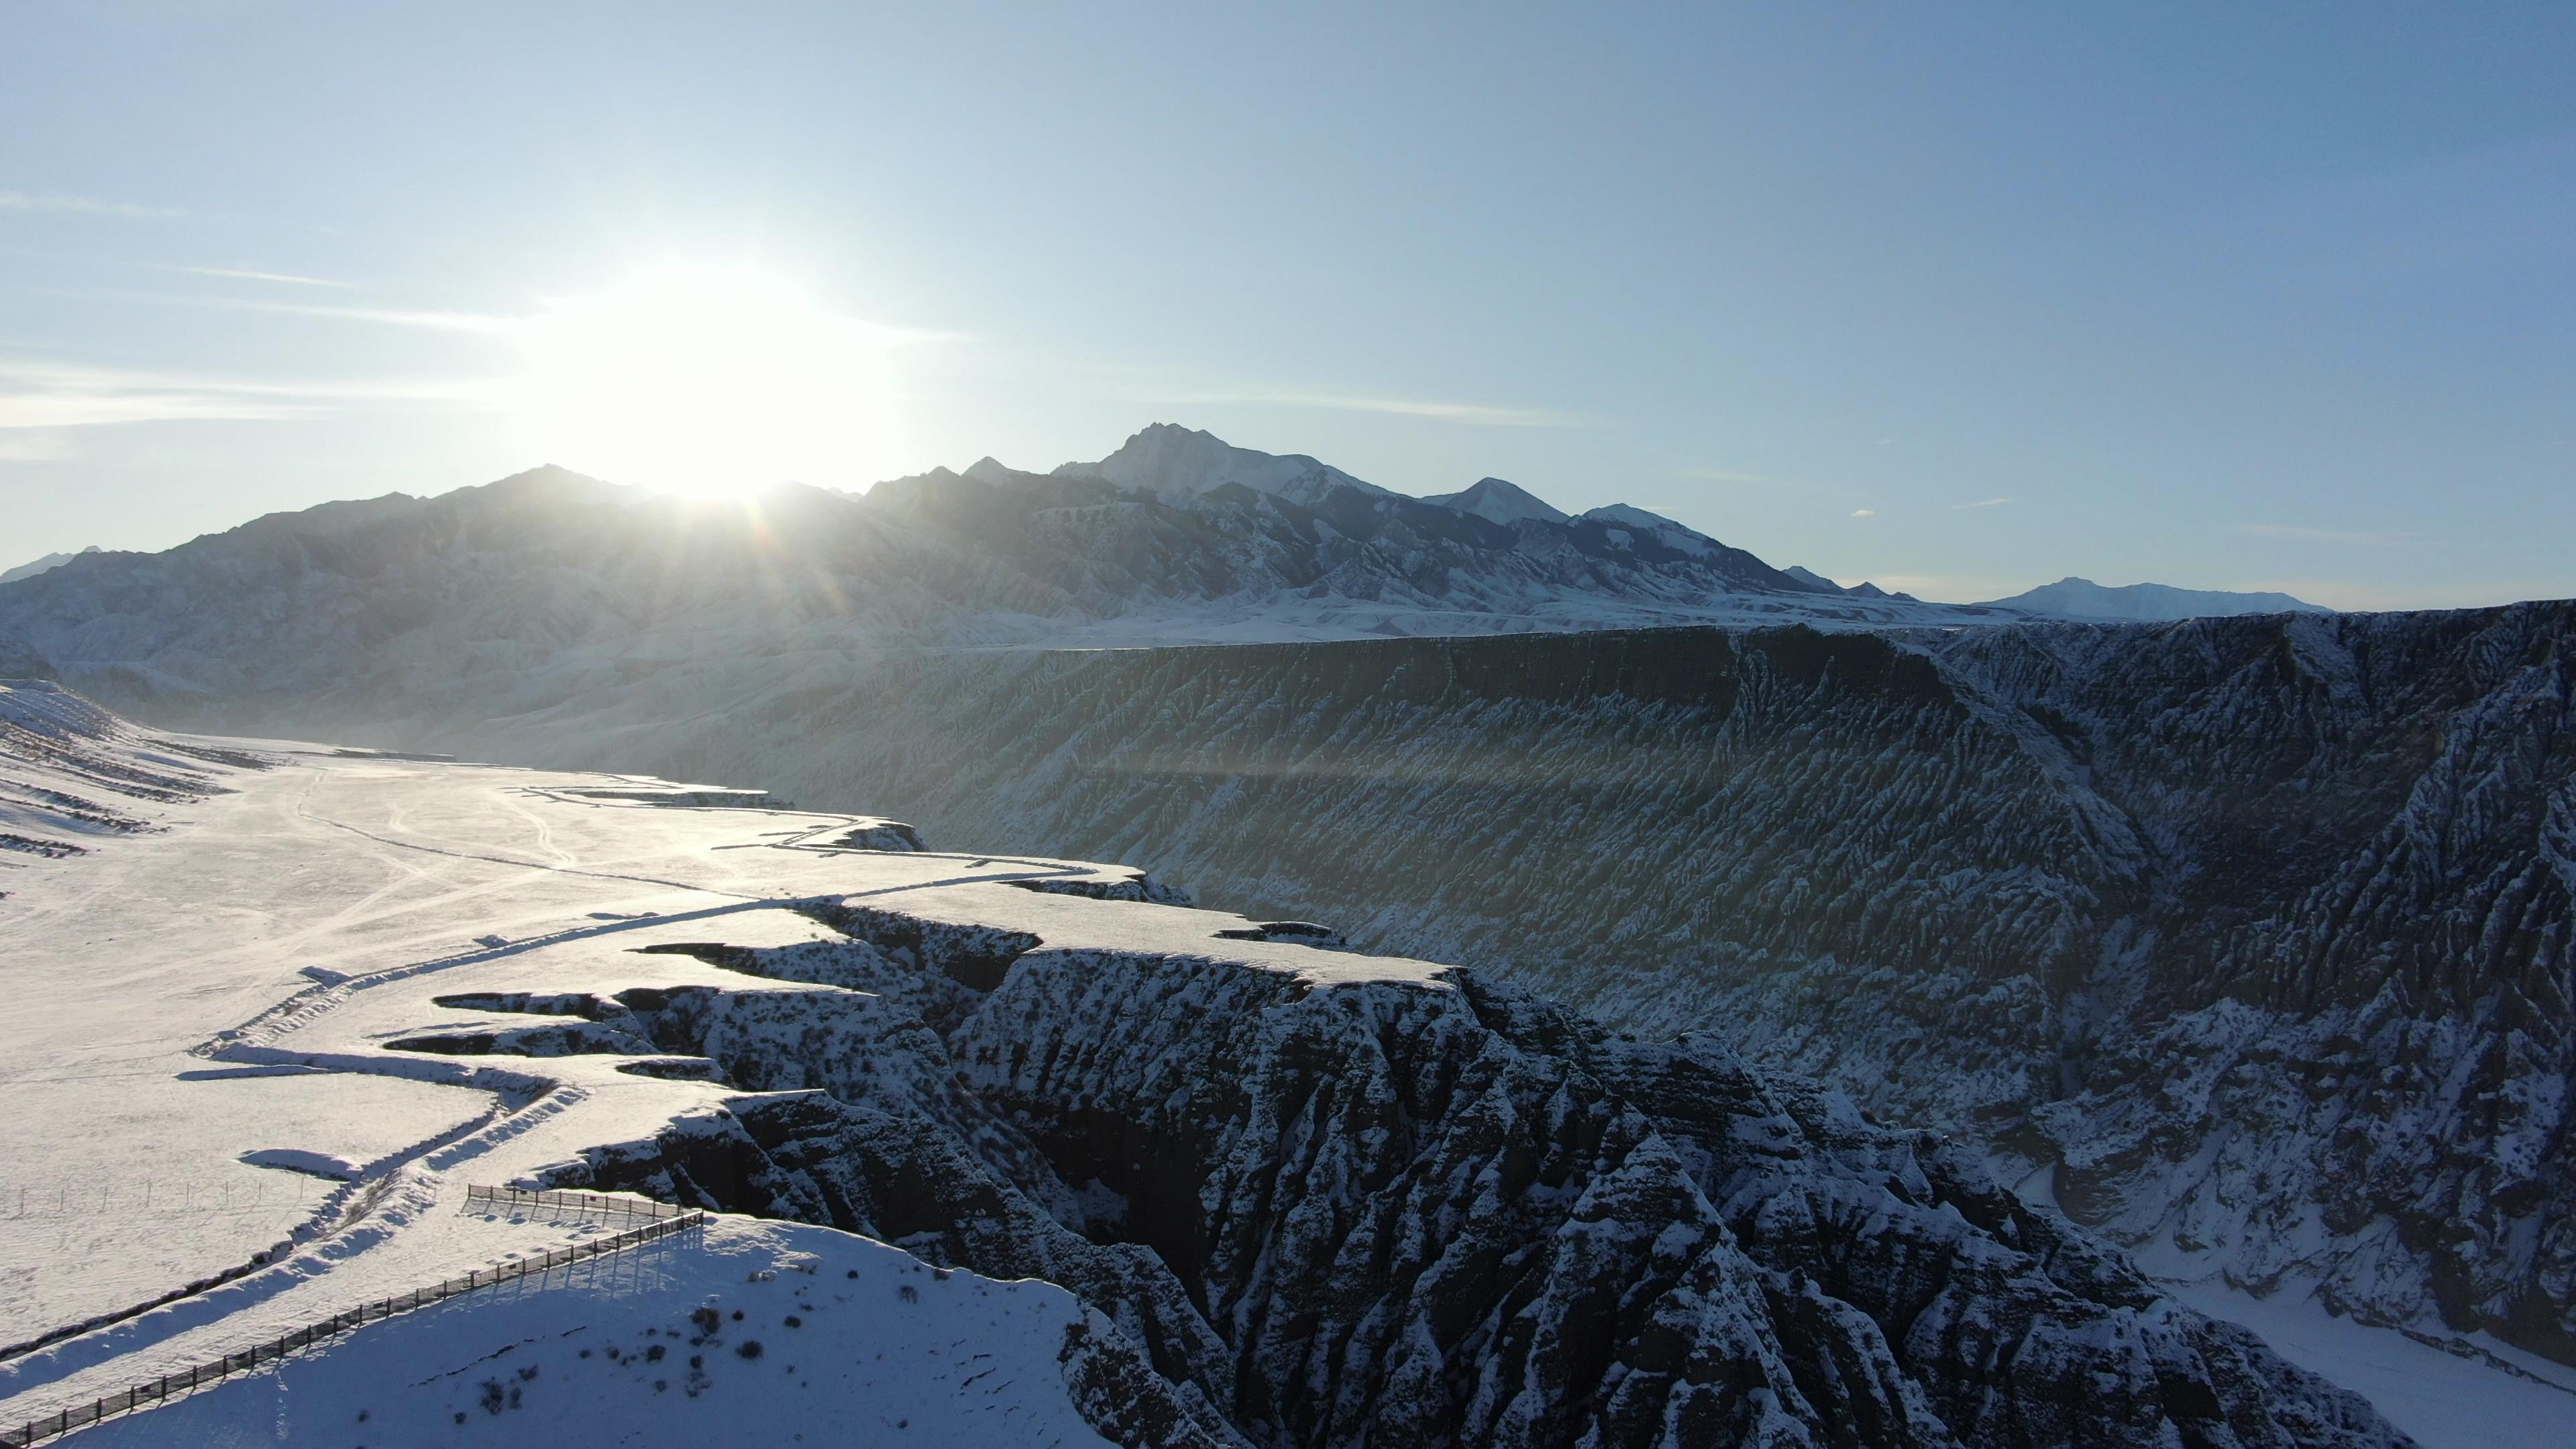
[1, 1205, 704, 1448]
[1, 1179, 306, 1220]
[461, 1184, 692, 1224]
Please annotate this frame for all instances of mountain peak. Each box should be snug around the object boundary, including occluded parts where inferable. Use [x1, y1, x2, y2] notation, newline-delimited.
[1060, 423, 1392, 502]
[1424, 476, 1568, 526]
[1576, 503, 1725, 559]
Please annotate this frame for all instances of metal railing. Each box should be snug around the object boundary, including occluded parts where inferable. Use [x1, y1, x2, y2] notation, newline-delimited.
[2, 1207, 704, 1447]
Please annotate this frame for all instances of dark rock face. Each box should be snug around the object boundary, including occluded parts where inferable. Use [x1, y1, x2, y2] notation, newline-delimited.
[472, 606, 2576, 1368]
[533, 905, 2400, 1448]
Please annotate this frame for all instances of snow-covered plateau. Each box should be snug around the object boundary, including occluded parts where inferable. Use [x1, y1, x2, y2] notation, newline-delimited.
[0, 680, 2420, 1446]
[575, 608, 2566, 1393]
[122, 602, 2559, 1448]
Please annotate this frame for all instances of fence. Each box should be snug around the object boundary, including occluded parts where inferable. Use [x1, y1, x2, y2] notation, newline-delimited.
[461, 1184, 692, 1224]
[1, 1208, 704, 1448]
[3, 1178, 301, 1220]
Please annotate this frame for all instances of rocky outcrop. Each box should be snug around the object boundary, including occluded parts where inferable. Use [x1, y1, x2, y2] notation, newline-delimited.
[0, 679, 246, 870]
[514, 900, 2402, 1448]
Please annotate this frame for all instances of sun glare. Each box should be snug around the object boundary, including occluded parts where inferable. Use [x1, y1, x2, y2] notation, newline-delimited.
[518, 266, 895, 497]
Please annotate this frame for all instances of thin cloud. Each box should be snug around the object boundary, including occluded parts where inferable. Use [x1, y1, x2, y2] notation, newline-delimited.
[0, 189, 182, 219]
[1951, 496, 2013, 510]
[35, 287, 526, 335]
[2241, 523, 2410, 546]
[1166, 387, 1581, 429]
[0, 356, 507, 430]
[1850, 508, 1876, 518]
[57, 286, 961, 347]
[165, 264, 354, 289]
[201, 297, 526, 334]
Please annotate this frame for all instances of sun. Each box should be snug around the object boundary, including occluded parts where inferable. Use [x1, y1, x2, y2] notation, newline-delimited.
[517, 266, 896, 497]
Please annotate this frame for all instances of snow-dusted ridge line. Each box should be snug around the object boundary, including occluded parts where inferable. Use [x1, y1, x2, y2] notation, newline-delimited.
[0, 426, 2049, 744]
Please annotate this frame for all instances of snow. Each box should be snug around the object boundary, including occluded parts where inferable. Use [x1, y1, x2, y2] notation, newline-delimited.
[0, 708, 1430, 1440]
[1576, 503, 1720, 557]
[2168, 1279, 2576, 1449]
[70, 1216, 1116, 1448]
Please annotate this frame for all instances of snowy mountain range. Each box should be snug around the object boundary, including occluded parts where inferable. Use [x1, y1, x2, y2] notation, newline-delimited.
[0, 427, 2344, 710]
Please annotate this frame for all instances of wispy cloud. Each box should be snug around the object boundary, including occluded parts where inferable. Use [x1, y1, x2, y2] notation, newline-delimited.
[1850, 508, 1876, 518]
[0, 356, 506, 430]
[195, 297, 526, 334]
[164, 264, 354, 289]
[1161, 387, 1582, 429]
[1951, 496, 2012, 510]
[0, 189, 182, 219]
[56, 286, 962, 347]
[2241, 523, 2410, 546]
[36, 286, 527, 335]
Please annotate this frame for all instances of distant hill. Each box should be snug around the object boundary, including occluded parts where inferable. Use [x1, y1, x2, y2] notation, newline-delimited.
[1781, 564, 1914, 601]
[1421, 476, 1568, 526]
[0, 545, 99, 586]
[1982, 576, 2331, 621]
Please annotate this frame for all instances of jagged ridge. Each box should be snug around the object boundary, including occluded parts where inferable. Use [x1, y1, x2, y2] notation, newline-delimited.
[498, 898, 2401, 1448]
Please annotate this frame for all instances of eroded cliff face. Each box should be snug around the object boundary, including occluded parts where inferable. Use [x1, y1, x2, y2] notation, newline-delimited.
[504, 900, 2399, 1449]
[439, 606, 2576, 1367]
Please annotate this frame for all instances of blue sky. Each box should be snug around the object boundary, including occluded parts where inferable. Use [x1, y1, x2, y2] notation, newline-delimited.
[2, 1, 2570, 607]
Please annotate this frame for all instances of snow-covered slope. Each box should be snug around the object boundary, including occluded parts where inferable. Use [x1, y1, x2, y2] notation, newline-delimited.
[1982, 576, 2332, 621]
[74, 1219, 1132, 1449]
[0, 689, 2404, 1446]
[0, 678, 254, 878]
[441, 604, 2575, 1391]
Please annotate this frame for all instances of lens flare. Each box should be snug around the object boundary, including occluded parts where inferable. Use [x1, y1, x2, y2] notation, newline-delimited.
[518, 266, 895, 496]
